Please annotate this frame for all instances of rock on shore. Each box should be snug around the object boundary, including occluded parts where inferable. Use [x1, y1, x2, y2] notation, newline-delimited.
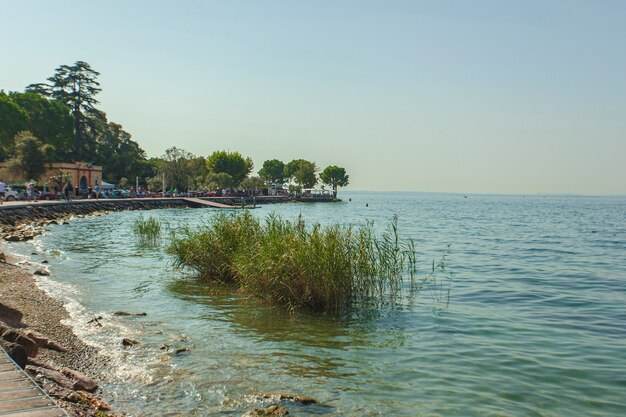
[0, 199, 187, 242]
[0, 257, 122, 416]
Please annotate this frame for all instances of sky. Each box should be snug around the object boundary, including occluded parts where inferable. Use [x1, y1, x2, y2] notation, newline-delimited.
[1, 1, 625, 195]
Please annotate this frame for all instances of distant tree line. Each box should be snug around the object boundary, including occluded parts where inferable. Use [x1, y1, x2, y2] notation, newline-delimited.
[0, 61, 349, 196]
[147, 148, 349, 197]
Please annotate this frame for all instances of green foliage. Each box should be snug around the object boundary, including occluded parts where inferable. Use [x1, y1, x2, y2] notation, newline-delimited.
[1, 61, 153, 185]
[284, 159, 306, 180]
[95, 122, 149, 183]
[206, 172, 234, 190]
[168, 212, 261, 283]
[285, 159, 318, 189]
[240, 176, 265, 192]
[8, 92, 74, 161]
[206, 150, 253, 187]
[258, 159, 285, 183]
[155, 147, 195, 191]
[320, 165, 349, 197]
[145, 175, 163, 191]
[168, 213, 419, 313]
[0, 92, 29, 160]
[132, 216, 163, 245]
[294, 160, 318, 188]
[27, 61, 102, 160]
[5, 131, 54, 180]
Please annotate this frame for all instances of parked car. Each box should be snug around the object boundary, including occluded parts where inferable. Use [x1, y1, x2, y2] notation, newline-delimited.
[111, 189, 130, 198]
[37, 191, 58, 200]
[7, 185, 28, 200]
[2, 188, 20, 201]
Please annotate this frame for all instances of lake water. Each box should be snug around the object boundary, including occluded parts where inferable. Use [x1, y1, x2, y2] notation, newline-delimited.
[7, 192, 626, 416]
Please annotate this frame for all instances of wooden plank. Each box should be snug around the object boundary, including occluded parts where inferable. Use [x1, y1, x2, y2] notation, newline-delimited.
[0, 407, 66, 417]
[0, 387, 40, 400]
[0, 396, 55, 414]
[0, 363, 16, 372]
[0, 378, 32, 391]
[0, 349, 68, 416]
[0, 370, 26, 381]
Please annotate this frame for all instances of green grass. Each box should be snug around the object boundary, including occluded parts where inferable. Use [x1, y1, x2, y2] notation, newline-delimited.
[168, 212, 423, 313]
[132, 215, 163, 245]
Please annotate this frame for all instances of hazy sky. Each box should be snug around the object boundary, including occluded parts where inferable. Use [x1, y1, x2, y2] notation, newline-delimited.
[2, 1, 625, 194]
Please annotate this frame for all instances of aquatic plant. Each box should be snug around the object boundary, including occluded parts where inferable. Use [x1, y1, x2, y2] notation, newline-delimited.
[132, 215, 163, 245]
[168, 212, 423, 313]
[168, 211, 260, 283]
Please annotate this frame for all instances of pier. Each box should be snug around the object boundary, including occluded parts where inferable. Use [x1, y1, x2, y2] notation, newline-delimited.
[0, 348, 67, 416]
[182, 198, 239, 209]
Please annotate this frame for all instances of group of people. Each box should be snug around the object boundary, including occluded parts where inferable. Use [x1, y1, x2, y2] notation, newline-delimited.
[0, 179, 105, 204]
[61, 182, 101, 200]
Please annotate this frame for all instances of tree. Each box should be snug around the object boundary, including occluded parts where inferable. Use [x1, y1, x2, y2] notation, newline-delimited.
[240, 176, 265, 194]
[258, 159, 285, 184]
[95, 122, 148, 183]
[6, 131, 54, 181]
[27, 61, 102, 160]
[284, 159, 307, 182]
[285, 159, 318, 189]
[320, 165, 349, 198]
[145, 176, 163, 192]
[294, 160, 318, 188]
[206, 150, 253, 187]
[0, 92, 29, 160]
[206, 172, 234, 190]
[118, 177, 129, 188]
[8, 92, 74, 162]
[156, 147, 195, 191]
[48, 168, 71, 191]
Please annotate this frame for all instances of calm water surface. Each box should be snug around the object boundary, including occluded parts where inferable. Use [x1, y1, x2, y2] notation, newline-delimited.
[8, 192, 626, 416]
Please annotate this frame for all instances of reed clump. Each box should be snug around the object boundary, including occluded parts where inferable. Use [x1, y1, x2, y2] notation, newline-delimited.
[167, 212, 418, 313]
[132, 215, 163, 245]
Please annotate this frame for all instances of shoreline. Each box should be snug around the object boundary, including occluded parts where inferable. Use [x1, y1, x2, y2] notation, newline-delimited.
[0, 200, 321, 417]
[0, 252, 122, 416]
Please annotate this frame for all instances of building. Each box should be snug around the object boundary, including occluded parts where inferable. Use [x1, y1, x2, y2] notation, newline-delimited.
[0, 161, 103, 191]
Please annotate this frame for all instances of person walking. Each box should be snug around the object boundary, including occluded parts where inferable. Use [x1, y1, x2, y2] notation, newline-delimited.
[26, 183, 34, 201]
[63, 182, 70, 201]
[0, 179, 5, 205]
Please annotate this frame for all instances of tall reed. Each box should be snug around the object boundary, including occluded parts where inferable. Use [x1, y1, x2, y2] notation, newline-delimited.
[168, 212, 422, 313]
[132, 216, 163, 245]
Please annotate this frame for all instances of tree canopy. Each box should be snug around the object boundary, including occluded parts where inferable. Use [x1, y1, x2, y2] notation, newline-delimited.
[154, 147, 195, 191]
[258, 159, 285, 183]
[5, 131, 54, 181]
[206, 150, 253, 187]
[9, 92, 74, 161]
[320, 165, 349, 198]
[0, 92, 29, 159]
[27, 61, 102, 160]
[286, 159, 318, 188]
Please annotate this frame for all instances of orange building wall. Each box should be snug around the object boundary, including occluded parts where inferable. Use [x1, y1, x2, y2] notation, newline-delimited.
[0, 162, 103, 190]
